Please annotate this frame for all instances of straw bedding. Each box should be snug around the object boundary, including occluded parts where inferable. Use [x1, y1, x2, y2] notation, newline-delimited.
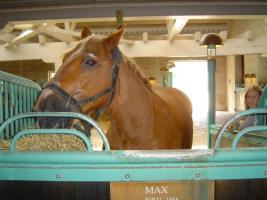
[0, 134, 87, 151]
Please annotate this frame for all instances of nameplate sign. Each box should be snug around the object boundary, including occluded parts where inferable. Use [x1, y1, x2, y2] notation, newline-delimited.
[111, 181, 214, 200]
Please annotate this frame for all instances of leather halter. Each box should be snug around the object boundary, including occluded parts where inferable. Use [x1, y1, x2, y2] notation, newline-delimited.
[43, 47, 121, 116]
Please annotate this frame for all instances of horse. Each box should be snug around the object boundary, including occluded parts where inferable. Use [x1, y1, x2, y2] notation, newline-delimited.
[34, 27, 193, 150]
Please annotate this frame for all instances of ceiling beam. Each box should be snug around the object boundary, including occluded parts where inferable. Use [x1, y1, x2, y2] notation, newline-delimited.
[0, 32, 15, 42]
[38, 34, 47, 45]
[4, 29, 38, 48]
[167, 18, 188, 41]
[40, 24, 78, 43]
[1, 38, 267, 63]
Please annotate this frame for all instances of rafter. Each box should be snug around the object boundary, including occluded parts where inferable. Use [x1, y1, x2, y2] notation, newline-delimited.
[1, 38, 267, 63]
[167, 18, 188, 41]
[39, 24, 79, 43]
[0, 32, 15, 43]
[4, 29, 38, 48]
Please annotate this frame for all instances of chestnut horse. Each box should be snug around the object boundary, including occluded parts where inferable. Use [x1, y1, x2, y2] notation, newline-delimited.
[34, 27, 193, 150]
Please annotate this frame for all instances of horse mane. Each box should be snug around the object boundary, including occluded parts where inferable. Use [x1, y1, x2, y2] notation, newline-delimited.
[123, 56, 152, 89]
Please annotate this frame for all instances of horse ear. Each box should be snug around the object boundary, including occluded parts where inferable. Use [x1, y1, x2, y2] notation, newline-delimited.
[81, 27, 92, 39]
[104, 26, 124, 51]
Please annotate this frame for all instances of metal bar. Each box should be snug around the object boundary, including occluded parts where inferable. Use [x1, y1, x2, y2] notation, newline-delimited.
[14, 84, 19, 133]
[0, 81, 3, 124]
[0, 81, 3, 139]
[231, 126, 267, 149]
[18, 85, 23, 130]
[1, 148, 267, 164]
[9, 82, 14, 136]
[26, 87, 31, 128]
[207, 59, 216, 149]
[0, 71, 41, 91]
[22, 86, 27, 129]
[0, 71, 41, 138]
[30, 88, 35, 126]
[3, 81, 9, 137]
[210, 125, 267, 147]
[214, 108, 267, 149]
[0, 149, 267, 181]
[0, 161, 266, 182]
[33, 90, 39, 107]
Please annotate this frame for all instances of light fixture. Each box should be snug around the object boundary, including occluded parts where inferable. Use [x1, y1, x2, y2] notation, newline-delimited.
[199, 33, 223, 59]
[160, 66, 169, 72]
[160, 62, 175, 72]
[167, 62, 175, 69]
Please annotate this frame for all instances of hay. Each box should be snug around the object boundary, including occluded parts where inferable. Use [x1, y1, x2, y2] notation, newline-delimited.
[0, 134, 87, 151]
[0, 117, 109, 152]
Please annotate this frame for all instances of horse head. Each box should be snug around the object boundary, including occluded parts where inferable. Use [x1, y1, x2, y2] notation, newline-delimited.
[34, 27, 124, 129]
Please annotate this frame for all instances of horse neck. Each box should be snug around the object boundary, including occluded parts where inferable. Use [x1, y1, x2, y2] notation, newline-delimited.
[107, 58, 153, 131]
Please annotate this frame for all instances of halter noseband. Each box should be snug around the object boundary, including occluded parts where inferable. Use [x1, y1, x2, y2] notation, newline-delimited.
[44, 47, 121, 114]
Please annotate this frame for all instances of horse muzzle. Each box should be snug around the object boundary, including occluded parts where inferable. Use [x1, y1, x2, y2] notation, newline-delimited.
[34, 91, 75, 129]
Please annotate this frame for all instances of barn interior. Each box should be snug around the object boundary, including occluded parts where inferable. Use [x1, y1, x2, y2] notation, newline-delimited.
[1, 1, 267, 149]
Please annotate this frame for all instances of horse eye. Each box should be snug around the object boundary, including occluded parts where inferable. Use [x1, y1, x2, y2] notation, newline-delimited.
[83, 57, 96, 68]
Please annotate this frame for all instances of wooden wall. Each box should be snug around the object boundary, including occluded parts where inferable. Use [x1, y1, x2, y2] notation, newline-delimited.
[0, 59, 54, 84]
[0, 181, 110, 200]
[1, 180, 266, 200]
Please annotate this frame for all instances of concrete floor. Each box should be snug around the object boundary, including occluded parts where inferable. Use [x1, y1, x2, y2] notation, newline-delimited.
[192, 111, 234, 149]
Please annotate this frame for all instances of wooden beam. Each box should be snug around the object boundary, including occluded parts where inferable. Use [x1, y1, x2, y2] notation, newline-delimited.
[38, 34, 47, 45]
[40, 25, 78, 43]
[1, 38, 267, 63]
[142, 32, 148, 43]
[4, 29, 38, 48]
[194, 31, 202, 42]
[70, 22, 76, 30]
[219, 31, 228, 41]
[64, 22, 70, 30]
[244, 30, 253, 40]
[167, 18, 188, 41]
[0, 32, 15, 42]
[116, 10, 124, 29]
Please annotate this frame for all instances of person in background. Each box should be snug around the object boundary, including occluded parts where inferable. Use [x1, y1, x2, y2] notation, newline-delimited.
[228, 85, 262, 132]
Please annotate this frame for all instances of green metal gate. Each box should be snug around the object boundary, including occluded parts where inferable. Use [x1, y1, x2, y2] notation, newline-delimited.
[0, 71, 41, 139]
[0, 70, 267, 183]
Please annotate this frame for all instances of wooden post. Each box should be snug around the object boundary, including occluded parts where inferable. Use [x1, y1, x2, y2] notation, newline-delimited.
[116, 10, 123, 29]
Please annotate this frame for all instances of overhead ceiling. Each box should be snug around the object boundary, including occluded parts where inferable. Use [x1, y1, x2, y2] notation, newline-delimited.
[0, 17, 232, 47]
[0, 0, 267, 58]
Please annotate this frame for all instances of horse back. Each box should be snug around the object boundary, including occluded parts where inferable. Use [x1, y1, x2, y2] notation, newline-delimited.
[153, 87, 192, 115]
[152, 86, 193, 148]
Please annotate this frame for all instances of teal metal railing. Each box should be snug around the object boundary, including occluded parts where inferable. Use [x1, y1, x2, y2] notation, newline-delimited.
[255, 85, 267, 126]
[0, 71, 41, 139]
[214, 108, 267, 149]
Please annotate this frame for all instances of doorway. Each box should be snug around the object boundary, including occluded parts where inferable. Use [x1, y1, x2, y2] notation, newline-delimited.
[170, 60, 208, 148]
